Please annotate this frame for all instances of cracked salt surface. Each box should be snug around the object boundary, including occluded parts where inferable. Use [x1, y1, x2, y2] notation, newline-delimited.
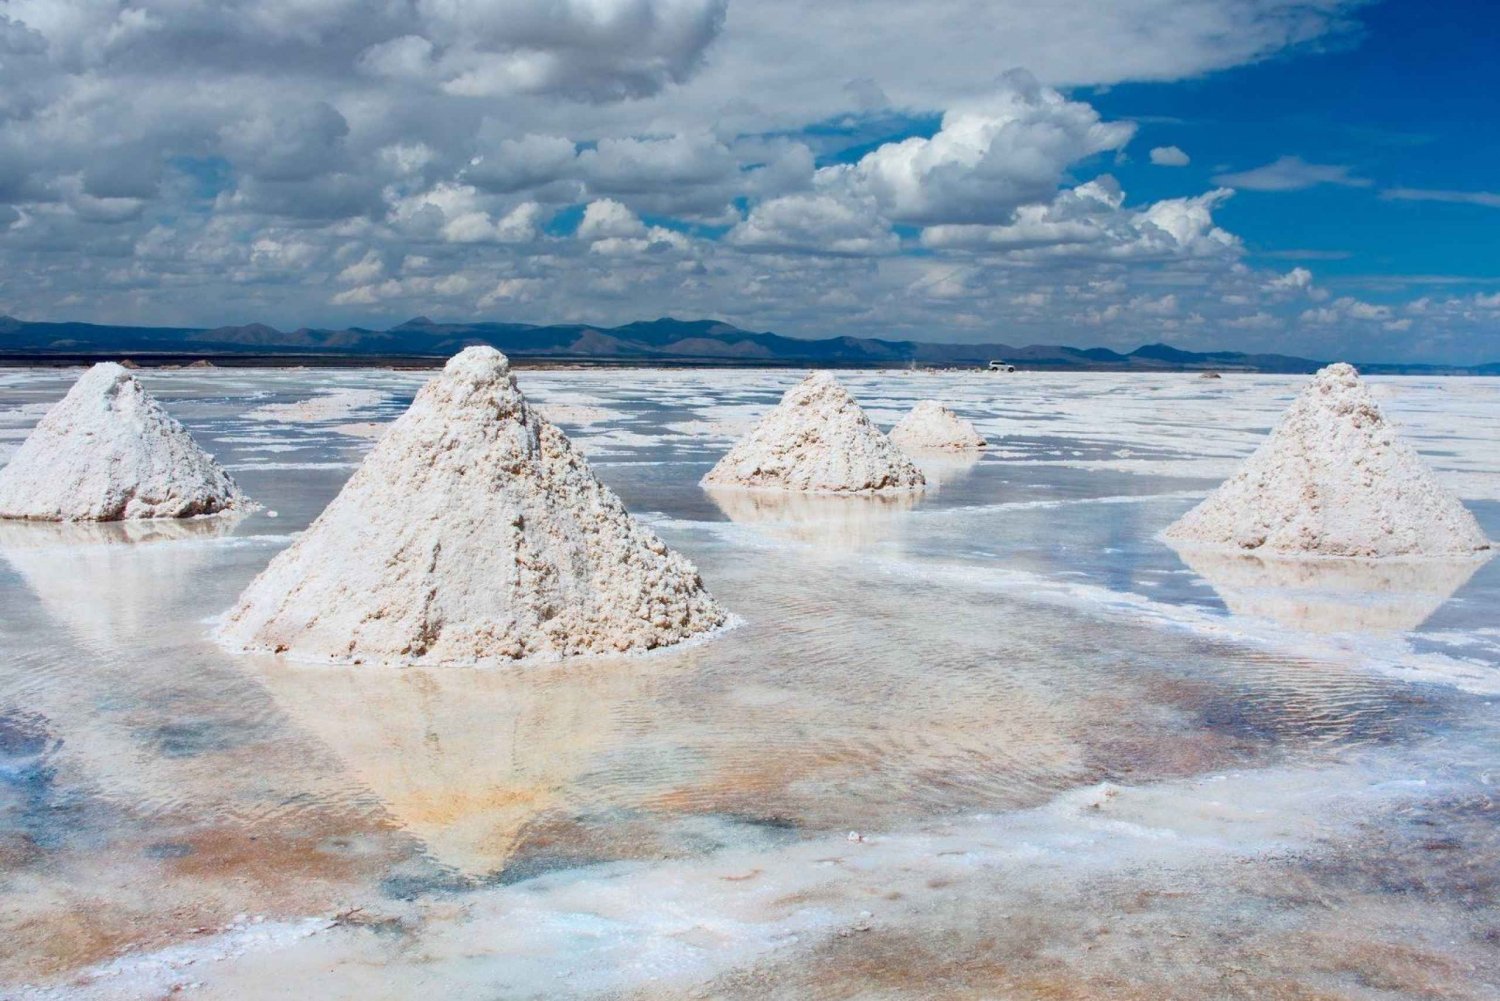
[1, 367, 1498, 999]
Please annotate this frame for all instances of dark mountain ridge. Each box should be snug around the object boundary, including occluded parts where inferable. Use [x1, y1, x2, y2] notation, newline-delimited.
[0, 314, 1487, 374]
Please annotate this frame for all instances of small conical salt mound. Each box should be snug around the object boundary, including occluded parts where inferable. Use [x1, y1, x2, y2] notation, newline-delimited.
[1165, 363, 1490, 558]
[889, 400, 987, 451]
[218, 346, 726, 665]
[0, 362, 245, 521]
[701, 372, 925, 492]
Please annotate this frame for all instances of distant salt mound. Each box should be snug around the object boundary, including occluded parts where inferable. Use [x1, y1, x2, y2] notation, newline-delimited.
[219, 346, 726, 665]
[702, 372, 925, 493]
[0, 362, 245, 521]
[889, 400, 987, 451]
[1165, 363, 1490, 558]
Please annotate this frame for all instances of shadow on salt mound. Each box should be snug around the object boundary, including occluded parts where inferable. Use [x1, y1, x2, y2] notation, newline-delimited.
[0, 515, 244, 651]
[1168, 540, 1492, 634]
[249, 653, 690, 878]
[704, 485, 920, 550]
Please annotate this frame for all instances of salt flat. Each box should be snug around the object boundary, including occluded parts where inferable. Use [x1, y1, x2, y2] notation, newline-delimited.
[1, 367, 1497, 999]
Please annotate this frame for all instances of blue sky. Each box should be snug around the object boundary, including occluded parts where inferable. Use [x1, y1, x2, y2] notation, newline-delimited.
[0, 0, 1495, 362]
[1091, 0, 1500, 286]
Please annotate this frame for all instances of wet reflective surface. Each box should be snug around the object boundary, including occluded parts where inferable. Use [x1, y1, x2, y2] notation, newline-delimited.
[1, 367, 1497, 998]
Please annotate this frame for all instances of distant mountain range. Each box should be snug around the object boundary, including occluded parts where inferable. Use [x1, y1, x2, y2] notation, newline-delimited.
[0, 314, 1493, 374]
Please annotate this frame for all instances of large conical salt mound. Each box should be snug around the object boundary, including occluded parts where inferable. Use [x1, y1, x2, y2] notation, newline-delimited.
[1165, 363, 1490, 558]
[218, 346, 726, 665]
[0, 362, 245, 521]
[889, 400, 988, 451]
[701, 372, 925, 492]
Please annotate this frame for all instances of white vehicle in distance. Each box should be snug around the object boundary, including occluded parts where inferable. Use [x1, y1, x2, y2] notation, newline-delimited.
[988, 360, 1017, 372]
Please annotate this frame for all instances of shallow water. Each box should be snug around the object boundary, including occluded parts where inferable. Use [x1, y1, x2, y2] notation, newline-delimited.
[1, 368, 1498, 999]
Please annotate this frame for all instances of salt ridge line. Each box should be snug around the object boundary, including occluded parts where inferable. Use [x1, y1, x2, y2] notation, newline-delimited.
[702, 372, 925, 493]
[217, 347, 727, 666]
[0, 363, 247, 521]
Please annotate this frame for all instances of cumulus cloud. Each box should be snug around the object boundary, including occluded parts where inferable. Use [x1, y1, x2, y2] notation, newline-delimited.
[921, 179, 1240, 261]
[407, 0, 728, 100]
[729, 192, 899, 256]
[1213, 155, 1372, 191]
[577, 198, 647, 240]
[730, 75, 1145, 257]
[1267, 266, 1313, 291]
[1300, 296, 1393, 324]
[1149, 145, 1190, 166]
[833, 71, 1135, 226]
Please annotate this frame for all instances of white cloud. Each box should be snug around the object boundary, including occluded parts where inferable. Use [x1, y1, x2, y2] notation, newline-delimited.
[1149, 145, 1190, 166]
[479, 277, 544, 307]
[1380, 187, 1500, 209]
[1300, 296, 1392, 324]
[337, 249, 385, 284]
[1213, 155, 1371, 191]
[577, 198, 647, 240]
[1266, 266, 1313, 291]
[833, 71, 1135, 226]
[729, 192, 899, 256]
[358, 0, 728, 100]
[921, 179, 1240, 261]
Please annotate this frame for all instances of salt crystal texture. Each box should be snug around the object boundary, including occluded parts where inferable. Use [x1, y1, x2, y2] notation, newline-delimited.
[701, 372, 925, 493]
[0, 362, 245, 521]
[1165, 363, 1490, 558]
[218, 346, 726, 665]
[889, 400, 988, 451]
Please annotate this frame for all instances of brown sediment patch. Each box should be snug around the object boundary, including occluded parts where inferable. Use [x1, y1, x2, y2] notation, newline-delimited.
[498, 810, 676, 878]
[5, 903, 162, 982]
[162, 818, 408, 887]
[1, 808, 409, 985]
[641, 744, 867, 823]
[1298, 935, 1468, 996]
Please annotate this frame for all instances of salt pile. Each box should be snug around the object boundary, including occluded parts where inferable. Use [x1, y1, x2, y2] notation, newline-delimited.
[218, 346, 726, 665]
[0, 362, 245, 521]
[889, 400, 988, 451]
[702, 372, 925, 492]
[1165, 363, 1490, 558]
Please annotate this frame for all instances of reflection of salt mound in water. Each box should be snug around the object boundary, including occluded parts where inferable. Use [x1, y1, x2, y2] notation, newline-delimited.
[1166, 363, 1489, 557]
[0, 363, 246, 521]
[702, 373, 925, 493]
[219, 347, 725, 666]
[705, 485, 920, 548]
[889, 400, 987, 451]
[253, 657, 677, 876]
[908, 448, 984, 489]
[0, 516, 242, 650]
[1171, 542, 1491, 633]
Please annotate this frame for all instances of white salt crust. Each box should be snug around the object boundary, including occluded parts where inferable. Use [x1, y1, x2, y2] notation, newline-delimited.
[889, 399, 988, 451]
[1165, 363, 1490, 558]
[0, 363, 245, 521]
[701, 372, 925, 493]
[217, 347, 726, 665]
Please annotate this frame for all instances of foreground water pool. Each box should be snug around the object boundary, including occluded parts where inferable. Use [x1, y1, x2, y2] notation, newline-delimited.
[1, 366, 1497, 999]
